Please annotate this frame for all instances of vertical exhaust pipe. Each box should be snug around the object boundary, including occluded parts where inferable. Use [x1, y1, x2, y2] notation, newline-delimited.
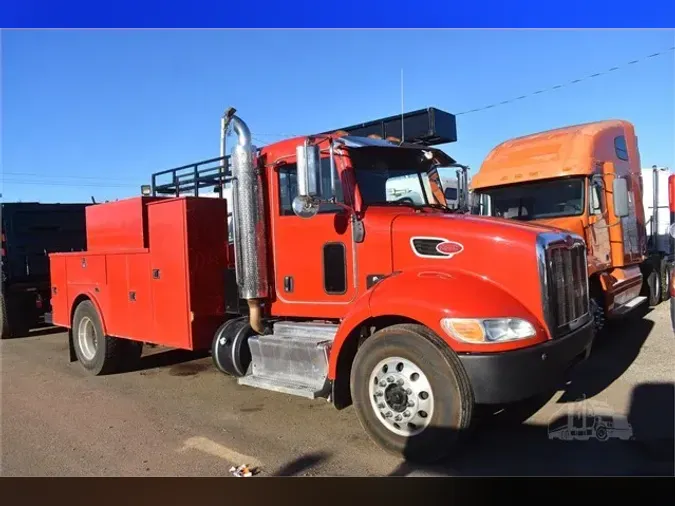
[221, 108, 268, 334]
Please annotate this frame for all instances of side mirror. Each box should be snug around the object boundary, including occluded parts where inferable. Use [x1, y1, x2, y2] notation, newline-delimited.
[612, 177, 630, 218]
[293, 141, 322, 219]
[296, 141, 322, 198]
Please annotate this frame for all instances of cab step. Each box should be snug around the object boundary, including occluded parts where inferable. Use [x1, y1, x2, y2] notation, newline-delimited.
[237, 321, 339, 399]
[612, 295, 648, 317]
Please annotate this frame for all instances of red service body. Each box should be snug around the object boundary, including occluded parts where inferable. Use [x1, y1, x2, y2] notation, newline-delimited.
[51, 197, 229, 350]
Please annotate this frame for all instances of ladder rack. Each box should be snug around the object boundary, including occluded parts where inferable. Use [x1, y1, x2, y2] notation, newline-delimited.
[150, 156, 232, 197]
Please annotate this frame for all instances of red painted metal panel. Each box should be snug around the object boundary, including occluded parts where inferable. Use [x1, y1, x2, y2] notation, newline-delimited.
[147, 199, 192, 349]
[86, 197, 162, 252]
[185, 197, 229, 350]
[104, 253, 131, 338]
[49, 255, 68, 326]
[126, 253, 153, 342]
[64, 253, 107, 286]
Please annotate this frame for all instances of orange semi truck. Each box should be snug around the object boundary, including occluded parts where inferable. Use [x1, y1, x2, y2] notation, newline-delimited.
[470, 120, 674, 334]
[49, 107, 594, 463]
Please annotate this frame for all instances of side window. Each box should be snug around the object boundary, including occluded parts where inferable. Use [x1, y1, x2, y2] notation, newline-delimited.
[278, 158, 345, 216]
[614, 136, 629, 161]
[589, 176, 604, 215]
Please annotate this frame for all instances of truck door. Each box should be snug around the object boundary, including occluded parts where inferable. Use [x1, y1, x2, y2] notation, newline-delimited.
[588, 173, 612, 270]
[270, 156, 357, 318]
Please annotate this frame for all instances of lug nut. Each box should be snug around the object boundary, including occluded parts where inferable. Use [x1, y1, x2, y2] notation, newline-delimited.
[379, 381, 386, 387]
[407, 401, 414, 407]
[396, 379, 404, 386]
[375, 391, 383, 397]
[406, 388, 412, 395]
[377, 403, 386, 409]
[387, 376, 394, 383]
[403, 411, 410, 417]
[385, 412, 393, 418]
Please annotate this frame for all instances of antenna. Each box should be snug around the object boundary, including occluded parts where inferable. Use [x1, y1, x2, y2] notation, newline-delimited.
[400, 68, 404, 145]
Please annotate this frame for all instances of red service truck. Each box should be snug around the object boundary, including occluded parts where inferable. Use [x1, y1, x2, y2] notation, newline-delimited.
[49, 107, 594, 462]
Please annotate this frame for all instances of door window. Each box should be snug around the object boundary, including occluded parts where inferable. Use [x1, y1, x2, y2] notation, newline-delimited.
[278, 158, 345, 216]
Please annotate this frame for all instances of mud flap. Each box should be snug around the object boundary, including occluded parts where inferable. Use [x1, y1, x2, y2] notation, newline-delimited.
[68, 328, 77, 362]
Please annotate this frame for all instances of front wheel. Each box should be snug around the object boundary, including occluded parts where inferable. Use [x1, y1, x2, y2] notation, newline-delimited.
[350, 324, 474, 463]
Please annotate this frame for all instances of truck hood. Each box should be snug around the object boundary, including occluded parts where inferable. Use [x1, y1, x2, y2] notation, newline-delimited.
[388, 212, 554, 323]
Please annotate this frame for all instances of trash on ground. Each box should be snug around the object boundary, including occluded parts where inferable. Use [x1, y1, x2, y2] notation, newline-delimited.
[229, 464, 257, 477]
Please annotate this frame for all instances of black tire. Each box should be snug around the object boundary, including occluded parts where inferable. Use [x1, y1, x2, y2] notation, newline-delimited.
[660, 259, 671, 302]
[211, 317, 253, 377]
[0, 293, 10, 339]
[0, 292, 30, 339]
[71, 300, 128, 376]
[645, 267, 661, 307]
[350, 323, 474, 463]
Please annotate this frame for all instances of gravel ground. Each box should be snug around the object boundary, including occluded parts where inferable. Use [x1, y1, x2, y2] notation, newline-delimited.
[1, 302, 673, 477]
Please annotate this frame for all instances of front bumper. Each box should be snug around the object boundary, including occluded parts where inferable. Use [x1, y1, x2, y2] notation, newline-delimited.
[458, 320, 594, 405]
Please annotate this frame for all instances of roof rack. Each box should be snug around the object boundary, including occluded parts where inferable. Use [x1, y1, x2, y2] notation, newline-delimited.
[150, 156, 233, 197]
[149, 108, 457, 197]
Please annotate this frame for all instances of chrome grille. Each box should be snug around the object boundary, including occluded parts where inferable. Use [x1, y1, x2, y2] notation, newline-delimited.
[538, 233, 590, 338]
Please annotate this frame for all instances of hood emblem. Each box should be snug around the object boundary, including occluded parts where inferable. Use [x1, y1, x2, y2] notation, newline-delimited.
[410, 237, 465, 259]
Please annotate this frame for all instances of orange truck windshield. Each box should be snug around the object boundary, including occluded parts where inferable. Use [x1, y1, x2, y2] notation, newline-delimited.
[472, 177, 586, 221]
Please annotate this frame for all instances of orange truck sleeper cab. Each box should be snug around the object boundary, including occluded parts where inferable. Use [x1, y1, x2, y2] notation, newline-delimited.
[49, 107, 594, 463]
[471, 119, 674, 332]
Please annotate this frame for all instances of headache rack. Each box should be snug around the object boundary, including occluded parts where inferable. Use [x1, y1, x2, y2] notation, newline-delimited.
[150, 156, 233, 197]
[150, 107, 458, 197]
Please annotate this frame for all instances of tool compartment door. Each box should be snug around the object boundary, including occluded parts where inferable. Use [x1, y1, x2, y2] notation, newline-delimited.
[185, 198, 229, 350]
[147, 199, 192, 349]
[48, 254, 68, 327]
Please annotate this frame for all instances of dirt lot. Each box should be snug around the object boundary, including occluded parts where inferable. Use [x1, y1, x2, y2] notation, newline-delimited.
[1, 303, 673, 477]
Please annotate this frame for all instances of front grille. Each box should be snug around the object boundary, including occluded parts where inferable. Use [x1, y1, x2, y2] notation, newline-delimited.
[539, 234, 590, 337]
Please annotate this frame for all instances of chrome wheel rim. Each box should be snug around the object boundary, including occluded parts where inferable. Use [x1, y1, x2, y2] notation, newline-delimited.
[77, 316, 98, 361]
[368, 356, 434, 437]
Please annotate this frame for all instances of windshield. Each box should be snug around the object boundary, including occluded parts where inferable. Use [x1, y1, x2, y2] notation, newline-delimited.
[472, 177, 585, 221]
[350, 147, 449, 208]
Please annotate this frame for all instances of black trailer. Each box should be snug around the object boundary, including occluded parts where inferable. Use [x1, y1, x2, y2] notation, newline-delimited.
[1, 202, 89, 338]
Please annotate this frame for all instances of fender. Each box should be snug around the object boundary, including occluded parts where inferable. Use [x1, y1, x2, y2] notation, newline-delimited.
[67, 288, 109, 335]
[328, 287, 375, 378]
[329, 268, 548, 378]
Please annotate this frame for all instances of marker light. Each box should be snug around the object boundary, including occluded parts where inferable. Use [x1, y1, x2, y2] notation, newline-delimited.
[441, 317, 537, 344]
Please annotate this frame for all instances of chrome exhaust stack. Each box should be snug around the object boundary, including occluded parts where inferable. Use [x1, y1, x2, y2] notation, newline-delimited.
[221, 108, 268, 334]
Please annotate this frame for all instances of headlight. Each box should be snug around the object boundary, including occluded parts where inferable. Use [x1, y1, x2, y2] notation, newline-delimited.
[440, 317, 537, 344]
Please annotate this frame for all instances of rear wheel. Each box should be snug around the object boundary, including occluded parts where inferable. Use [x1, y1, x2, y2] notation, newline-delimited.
[645, 267, 661, 307]
[0, 293, 30, 339]
[660, 259, 671, 302]
[1, 293, 10, 339]
[350, 323, 474, 463]
[72, 300, 134, 375]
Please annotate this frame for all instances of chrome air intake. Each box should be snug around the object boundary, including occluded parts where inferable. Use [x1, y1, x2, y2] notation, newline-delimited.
[536, 232, 591, 338]
[224, 111, 269, 303]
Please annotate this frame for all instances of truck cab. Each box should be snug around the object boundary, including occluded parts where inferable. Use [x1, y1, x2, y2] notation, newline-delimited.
[469, 119, 666, 332]
[50, 107, 595, 462]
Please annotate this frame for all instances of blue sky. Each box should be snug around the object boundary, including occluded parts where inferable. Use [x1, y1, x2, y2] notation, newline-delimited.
[2, 29, 674, 203]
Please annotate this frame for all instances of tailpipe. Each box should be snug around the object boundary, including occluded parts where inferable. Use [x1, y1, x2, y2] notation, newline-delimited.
[222, 108, 269, 334]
